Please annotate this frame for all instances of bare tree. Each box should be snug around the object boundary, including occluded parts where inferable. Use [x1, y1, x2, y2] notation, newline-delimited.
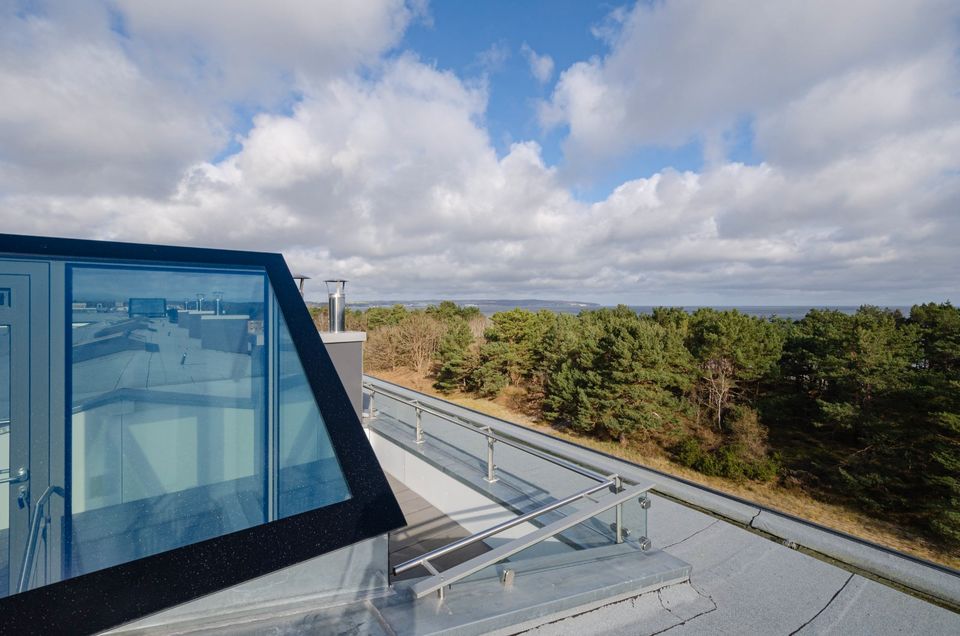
[397, 313, 444, 375]
[365, 325, 401, 371]
[468, 314, 489, 340]
[701, 357, 736, 430]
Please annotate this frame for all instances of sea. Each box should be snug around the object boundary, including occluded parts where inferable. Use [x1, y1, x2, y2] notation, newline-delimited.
[345, 299, 912, 321]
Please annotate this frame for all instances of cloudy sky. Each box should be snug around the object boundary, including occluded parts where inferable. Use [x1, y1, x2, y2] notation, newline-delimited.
[1, 1, 958, 305]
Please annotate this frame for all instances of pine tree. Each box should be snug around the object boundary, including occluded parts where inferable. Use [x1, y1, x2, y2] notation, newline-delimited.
[543, 306, 693, 441]
[432, 319, 474, 393]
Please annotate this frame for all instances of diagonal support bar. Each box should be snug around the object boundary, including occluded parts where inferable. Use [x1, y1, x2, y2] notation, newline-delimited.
[410, 483, 651, 599]
[393, 478, 618, 576]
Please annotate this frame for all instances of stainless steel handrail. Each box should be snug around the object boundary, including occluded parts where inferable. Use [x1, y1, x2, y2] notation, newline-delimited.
[364, 382, 611, 484]
[409, 483, 651, 599]
[18, 485, 65, 594]
[367, 379, 655, 598]
[393, 477, 617, 576]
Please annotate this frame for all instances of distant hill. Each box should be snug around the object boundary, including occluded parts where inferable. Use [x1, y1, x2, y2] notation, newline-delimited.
[312, 299, 909, 320]
[342, 299, 602, 316]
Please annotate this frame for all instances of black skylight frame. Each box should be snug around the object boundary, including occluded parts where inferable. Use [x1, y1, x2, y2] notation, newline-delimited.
[0, 233, 405, 634]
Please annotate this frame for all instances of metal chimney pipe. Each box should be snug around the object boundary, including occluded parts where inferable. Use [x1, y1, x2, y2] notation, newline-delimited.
[325, 280, 347, 332]
[292, 274, 310, 296]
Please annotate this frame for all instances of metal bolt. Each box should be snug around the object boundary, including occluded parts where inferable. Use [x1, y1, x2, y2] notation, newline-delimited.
[609, 522, 631, 538]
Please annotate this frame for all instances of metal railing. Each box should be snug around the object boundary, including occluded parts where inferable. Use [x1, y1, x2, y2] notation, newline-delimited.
[393, 477, 620, 577]
[363, 382, 612, 485]
[406, 482, 651, 600]
[1, 420, 66, 594]
[18, 485, 65, 594]
[363, 381, 653, 599]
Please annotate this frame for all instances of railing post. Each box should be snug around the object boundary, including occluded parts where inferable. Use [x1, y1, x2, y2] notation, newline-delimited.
[614, 475, 624, 544]
[484, 430, 497, 483]
[368, 389, 376, 418]
[415, 403, 424, 444]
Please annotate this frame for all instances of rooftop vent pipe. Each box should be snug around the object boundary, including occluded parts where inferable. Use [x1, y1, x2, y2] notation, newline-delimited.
[292, 274, 311, 296]
[325, 280, 347, 332]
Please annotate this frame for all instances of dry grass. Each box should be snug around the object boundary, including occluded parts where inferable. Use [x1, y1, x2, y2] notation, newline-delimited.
[371, 370, 960, 570]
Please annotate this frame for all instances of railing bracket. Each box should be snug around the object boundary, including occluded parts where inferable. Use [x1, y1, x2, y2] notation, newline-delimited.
[484, 435, 498, 483]
[609, 522, 631, 538]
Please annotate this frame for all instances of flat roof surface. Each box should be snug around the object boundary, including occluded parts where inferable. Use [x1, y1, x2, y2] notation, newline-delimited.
[365, 377, 960, 635]
[528, 497, 958, 634]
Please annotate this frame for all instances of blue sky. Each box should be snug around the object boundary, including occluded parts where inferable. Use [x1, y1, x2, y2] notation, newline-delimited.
[1, 1, 958, 305]
[398, 1, 709, 199]
[400, 2, 612, 162]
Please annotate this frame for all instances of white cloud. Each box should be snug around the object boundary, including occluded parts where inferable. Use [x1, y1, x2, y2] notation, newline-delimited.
[542, 0, 960, 166]
[114, 0, 415, 101]
[0, 4, 223, 196]
[475, 41, 510, 75]
[521, 43, 554, 84]
[0, 1, 957, 305]
[0, 0, 416, 197]
[753, 52, 958, 168]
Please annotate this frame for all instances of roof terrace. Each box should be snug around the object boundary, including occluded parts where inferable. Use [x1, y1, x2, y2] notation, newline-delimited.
[0, 234, 956, 635]
[122, 376, 960, 634]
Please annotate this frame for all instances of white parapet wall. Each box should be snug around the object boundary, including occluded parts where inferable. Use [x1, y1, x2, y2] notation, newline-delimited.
[369, 428, 567, 557]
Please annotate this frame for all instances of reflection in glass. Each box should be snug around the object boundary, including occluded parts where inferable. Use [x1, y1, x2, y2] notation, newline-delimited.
[277, 310, 350, 518]
[69, 266, 268, 577]
[0, 326, 9, 598]
[0, 326, 7, 422]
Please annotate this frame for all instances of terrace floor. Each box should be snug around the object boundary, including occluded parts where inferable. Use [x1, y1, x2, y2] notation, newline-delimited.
[386, 472, 491, 582]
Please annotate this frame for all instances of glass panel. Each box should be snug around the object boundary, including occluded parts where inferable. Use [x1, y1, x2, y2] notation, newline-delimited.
[376, 389, 650, 576]
[277, 309, 350, 518]
[0, 326, 8, 420]
[69, 266, 268, 577]
[0, 326, 9, 598]
[456, 493, 650, 588]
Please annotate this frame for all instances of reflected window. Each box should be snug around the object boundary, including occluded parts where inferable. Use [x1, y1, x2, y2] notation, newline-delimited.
[0, 326, 9, 598]
[69, 266, 269, 576]
[277, 309, 350, 518]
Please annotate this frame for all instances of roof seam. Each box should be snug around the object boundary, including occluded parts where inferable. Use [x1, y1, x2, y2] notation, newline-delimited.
[648, 581, 719, 636]
[788, 573, 855, 636]
[660, 520, 720, 550]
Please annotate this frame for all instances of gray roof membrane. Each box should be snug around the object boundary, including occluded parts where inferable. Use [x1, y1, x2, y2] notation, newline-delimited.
[364, 377, 960, 634]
